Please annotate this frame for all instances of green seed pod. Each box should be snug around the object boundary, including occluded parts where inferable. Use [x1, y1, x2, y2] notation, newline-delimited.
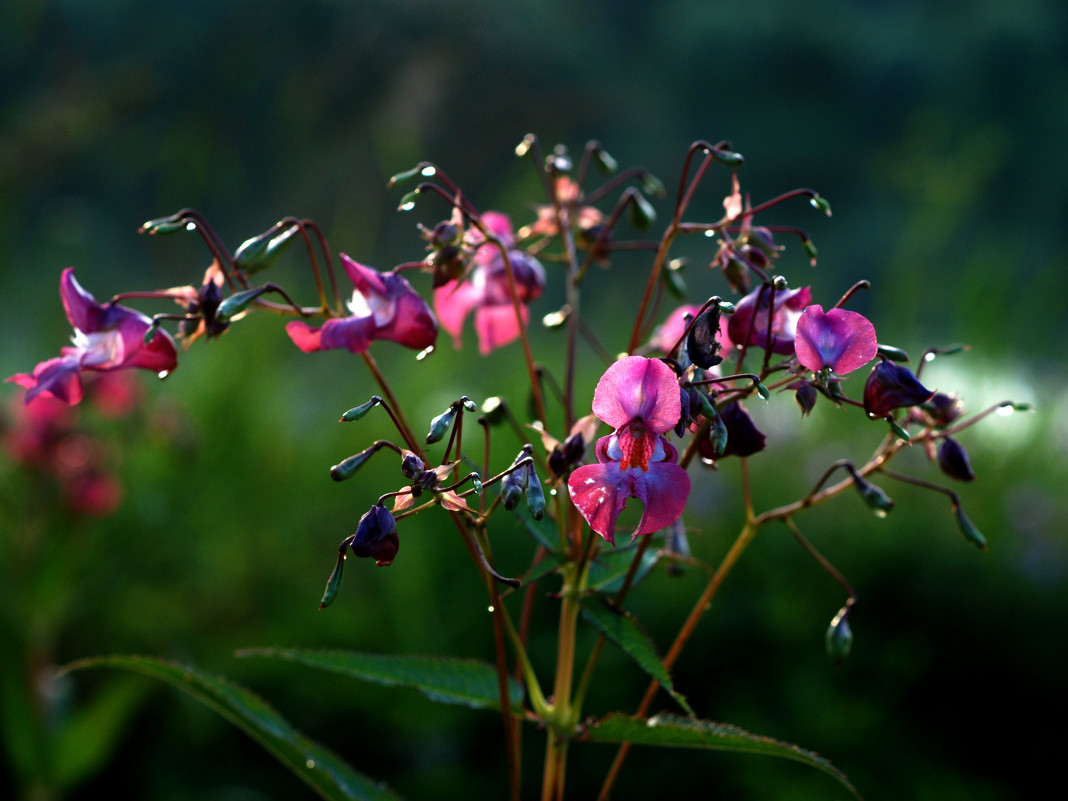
[825, 606, 853, 666]
[339, 397, 381, 422]
[425, 406, 456, 444]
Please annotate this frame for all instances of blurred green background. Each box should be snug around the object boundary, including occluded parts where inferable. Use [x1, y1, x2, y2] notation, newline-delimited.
[1, 1, 1066, 799]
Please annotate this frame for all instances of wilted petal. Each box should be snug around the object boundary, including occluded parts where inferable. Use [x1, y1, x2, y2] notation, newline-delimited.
[794, 304, 878, 375]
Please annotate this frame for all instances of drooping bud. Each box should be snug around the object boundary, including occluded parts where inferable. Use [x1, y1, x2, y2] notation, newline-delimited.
[318, 539, 351, 610]
[425, 406, 456, 444]
[849, 471, 894, 517]
[215, 285, 272, 323]
[718, 401, 765, 458]
[863, 360, 935, 419]
[524, 467, 546, 520]
[825, 605, 853, 667]
[233, 223, 300, 274]
[953, 504, 987, 550]
[938, 437, 975, 481]
[876, 344, 911, 363]
[339, 396, 381, 422]
[330, 442, 384, 481]
[400, 452, 426, 481]
[139, 213, 190, 235]
[712, 148, 744, 166]
[793, 381, 818, 416]
[628, 191, 657, 231]
[500, 467, 524, 511]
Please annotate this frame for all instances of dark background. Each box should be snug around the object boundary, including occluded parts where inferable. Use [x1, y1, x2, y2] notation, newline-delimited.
[2, 1, 1066, 799]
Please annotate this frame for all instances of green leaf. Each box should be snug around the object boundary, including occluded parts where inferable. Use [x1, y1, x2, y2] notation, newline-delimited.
[515, 509, 560, 553]
[586, 542, 660, 593]
[580, 598, 693, 716]
[581, 713, 859, 798]
[236, 648, 524, 713]
[60, 655, 399, 801]
[52, 675, 150, 788]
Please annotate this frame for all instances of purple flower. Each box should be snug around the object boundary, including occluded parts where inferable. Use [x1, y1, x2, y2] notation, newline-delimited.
[286, 254, 437, 354]
[863, 360, 935, 418]
[727, 284, 811, 355]
[567, 356, 691, 545]
[434, 212, 545, 355]
[349, 504, 399, 566]
[793, 304, 878, 375]
[8, 268, 178, 406]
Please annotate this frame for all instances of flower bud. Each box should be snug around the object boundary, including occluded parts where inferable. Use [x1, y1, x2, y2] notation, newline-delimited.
[233, 223, 299, 274]
[937, 437, 975, 481]
[318, 545, 348, 610]
[216, 285, 271, 323]
[350, 504, 399, 566]
[139, 213, 190, 235]
[793, 381, 818, 416]
[954, 505, 987, 550]
[524, 468, 546, 520]
[628, 191, 657, 231]
[718, 401, 765, 458]
[850, 472, 894, 517]
[500, 468, 524, 511]
[825, 606, 853, 667]
[339, 396, 381, 422]
[863, 360, 935, 419]
[330, 443, 383, 481]
[425, 406, 456, 444]
[712, 147, 744, 166]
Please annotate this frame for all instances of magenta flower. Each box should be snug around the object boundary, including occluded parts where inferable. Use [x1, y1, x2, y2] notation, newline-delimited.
[8, 268, 178, 406]
[727, 284, 811, 355]
[434, 212, 545, 355]
[567, 356, 691, 545]
[793, 304, 878, 375]
[286, 254, 437, 354]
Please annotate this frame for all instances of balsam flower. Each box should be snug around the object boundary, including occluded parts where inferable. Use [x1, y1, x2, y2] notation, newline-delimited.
[8, 268, 178, 406]
[727, 284, 811, 355]
[793, 304, 878, 375]
[434, 212, 545, 355]
[286, 254, 437, 354]
[567, 356, 691, 545]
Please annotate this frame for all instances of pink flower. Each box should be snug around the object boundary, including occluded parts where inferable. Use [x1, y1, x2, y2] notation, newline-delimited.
[793, 304, 878, 375]
[567, 356, 691, 545]
[727, 284, 811, 355]
[7, 269, 178, 405]
[434, 212, 545, 355]
[286, 254, 437, 354]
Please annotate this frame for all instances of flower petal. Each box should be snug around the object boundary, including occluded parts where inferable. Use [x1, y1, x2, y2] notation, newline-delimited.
[591, 356, 680, 434]
[567, 459, 690, 545]
[473, 304, 528, 355]
[794, 305, 877, 374]
[433, 280, 482, 347]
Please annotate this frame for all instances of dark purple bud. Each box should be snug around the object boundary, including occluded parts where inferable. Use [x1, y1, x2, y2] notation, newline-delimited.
[350, 504, 399, 566]
[937, 437, 975, 481]
[923, 392, 964, 428]
[793, 381, 818, 416]
[401, 452, 425, 480]
[709, 401, 765, 458]
[548, 432, 586, 480]
[863, 360, 935, 419]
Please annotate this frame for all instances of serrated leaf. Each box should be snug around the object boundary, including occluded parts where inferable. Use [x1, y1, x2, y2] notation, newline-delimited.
[581, 713, 859, 799]
[580, 598, 693, 716]
[236, 648, 524, 713]
[60, 655, 399, 801]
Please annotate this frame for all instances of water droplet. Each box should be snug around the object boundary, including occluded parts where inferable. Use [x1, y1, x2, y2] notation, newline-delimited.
[306, 759, 316, 769]
[400, 201, 416, 211]
[873, 509, 888, 519]
[184, 221, 196, 231]
[549, 488, 557, 496]
[487, 605, 495, 613]
[924, 352, 936, 362]
[416, 346, 434, 361]
[703, 229, 715, 237]
[157, 370, 170, 379]
[420, 165, 436, 177]
[996, 404, 1014, 417]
